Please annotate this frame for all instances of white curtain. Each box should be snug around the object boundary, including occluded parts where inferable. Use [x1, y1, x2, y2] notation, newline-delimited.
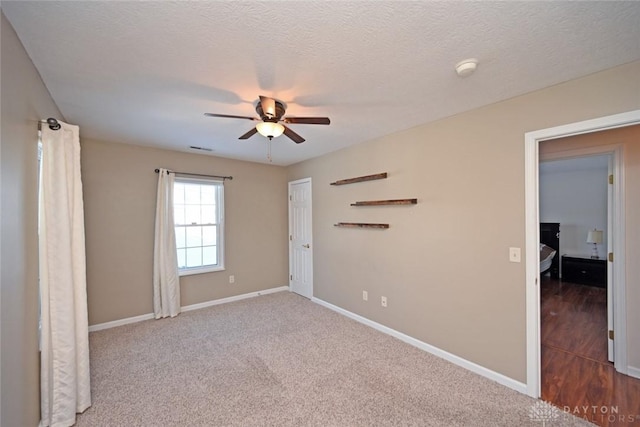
[39, 122, 91, 427]
[153, 169, 180, 318]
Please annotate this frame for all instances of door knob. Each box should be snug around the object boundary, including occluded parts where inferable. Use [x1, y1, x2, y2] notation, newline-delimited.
[302, 244, 310, 248]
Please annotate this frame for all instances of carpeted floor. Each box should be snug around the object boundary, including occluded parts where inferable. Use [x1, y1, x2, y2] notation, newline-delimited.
[76, 291, 590, 426]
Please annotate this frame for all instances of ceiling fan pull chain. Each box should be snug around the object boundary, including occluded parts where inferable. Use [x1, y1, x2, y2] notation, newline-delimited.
[267, 139, 272, 163]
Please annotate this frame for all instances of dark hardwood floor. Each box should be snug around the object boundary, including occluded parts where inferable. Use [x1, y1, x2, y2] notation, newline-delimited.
[541, 275, 640, 426]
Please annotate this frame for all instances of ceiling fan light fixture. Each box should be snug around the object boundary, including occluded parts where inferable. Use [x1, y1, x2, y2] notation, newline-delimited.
[256, 121, 285, 140]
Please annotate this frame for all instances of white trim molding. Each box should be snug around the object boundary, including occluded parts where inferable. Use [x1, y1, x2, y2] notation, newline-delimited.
[524, 109, 640, 398]
[88, 286, 289, 332]
[181, 286, 289, 313]
[312, 297, 528, 395]
[627, 366, 640, 380]
[88, 312, 155, 332]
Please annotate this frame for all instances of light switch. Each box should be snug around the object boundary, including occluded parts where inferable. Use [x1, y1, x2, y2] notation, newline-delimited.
[509, 247, 521, 263]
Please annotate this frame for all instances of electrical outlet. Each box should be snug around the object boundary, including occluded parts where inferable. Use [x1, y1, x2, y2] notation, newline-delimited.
[381, 296, 387, 307]
[362, 290, 368, 301]
[509, 247, 521, 263]
[229, 275, 235, 284]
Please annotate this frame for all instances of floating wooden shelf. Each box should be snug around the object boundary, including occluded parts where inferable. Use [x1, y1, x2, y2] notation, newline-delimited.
[330, 172, 387, 186]
[350, 198, 417, 206]
[334, 222, 389, 229]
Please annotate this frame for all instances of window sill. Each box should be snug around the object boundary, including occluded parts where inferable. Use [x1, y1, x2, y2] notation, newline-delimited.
[178, 266, 225, 277]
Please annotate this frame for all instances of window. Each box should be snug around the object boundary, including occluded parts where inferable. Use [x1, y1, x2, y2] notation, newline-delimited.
[173, 177, 224, 275]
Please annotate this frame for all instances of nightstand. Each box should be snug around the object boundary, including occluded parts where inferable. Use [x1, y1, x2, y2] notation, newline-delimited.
[561, 255, 607, 287]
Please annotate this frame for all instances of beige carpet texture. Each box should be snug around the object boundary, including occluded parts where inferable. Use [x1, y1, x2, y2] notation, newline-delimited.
[77, 291, 590, 426]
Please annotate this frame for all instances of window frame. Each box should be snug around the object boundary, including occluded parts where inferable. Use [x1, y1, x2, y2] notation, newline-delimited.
[173, 176, 225, 276]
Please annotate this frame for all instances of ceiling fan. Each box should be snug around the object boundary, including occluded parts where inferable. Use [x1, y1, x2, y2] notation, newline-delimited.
[204, 95, 330, 144]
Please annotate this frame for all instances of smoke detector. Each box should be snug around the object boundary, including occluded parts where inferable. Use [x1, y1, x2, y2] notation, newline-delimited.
[455, 58, 478, 77]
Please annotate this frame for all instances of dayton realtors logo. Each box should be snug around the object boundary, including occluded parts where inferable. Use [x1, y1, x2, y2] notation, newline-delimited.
[528, 401, 560, 426]
[563, 405, 639, 424]
[528, 401, 640, 425]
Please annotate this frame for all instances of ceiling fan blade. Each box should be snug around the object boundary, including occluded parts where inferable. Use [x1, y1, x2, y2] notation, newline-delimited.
[204, 113, 258, 121]
[259, 96, 277, 119]
[238, 127, 258, 140]
[283, 125, 305, 144]
[283, 117, 330, 125]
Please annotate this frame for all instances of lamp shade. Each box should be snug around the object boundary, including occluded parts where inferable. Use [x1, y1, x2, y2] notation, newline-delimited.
[587, 230, 603, 244]
[256, 122, 285, 139]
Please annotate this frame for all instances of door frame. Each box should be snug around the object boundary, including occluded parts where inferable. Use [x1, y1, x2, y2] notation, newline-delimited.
[607, 155, 615, 362]
[288, 177, 313, 298]
[524, 109, 640, 398]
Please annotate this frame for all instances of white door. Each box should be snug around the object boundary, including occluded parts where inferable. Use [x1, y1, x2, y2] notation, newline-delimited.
[289, 178, 313, 298]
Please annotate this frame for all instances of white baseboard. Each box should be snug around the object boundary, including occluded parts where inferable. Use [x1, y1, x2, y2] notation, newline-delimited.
[627, 366, 640, 379]
[89, 286, 289, 332]
[181, 286, 289, 313]
[88, 312, 155, 332]
[311, 297, 528, 395]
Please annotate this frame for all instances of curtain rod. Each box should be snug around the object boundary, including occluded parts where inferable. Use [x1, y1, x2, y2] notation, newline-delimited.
[38, 118, 61, 131]
[154, 168, 233, 181]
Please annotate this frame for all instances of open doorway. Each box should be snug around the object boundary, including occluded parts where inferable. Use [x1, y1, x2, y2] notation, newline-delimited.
[525, 110, 640, 425]
[538, 153, 614, 421]
[539, 153, 612, 352]
[524, 111, 640, 424]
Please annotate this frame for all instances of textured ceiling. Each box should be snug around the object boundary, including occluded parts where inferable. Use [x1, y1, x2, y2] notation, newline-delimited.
[3, 1, 640, 165]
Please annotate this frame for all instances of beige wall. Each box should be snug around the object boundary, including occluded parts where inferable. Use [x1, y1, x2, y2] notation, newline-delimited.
[287, 61, 640, 383]
[81, 139, 289, 325]
[1, 12, 63, 426]
[540, 125, 640, 371]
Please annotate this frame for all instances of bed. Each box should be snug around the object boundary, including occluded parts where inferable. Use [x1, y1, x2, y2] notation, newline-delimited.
[540, 222, 560, 278]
